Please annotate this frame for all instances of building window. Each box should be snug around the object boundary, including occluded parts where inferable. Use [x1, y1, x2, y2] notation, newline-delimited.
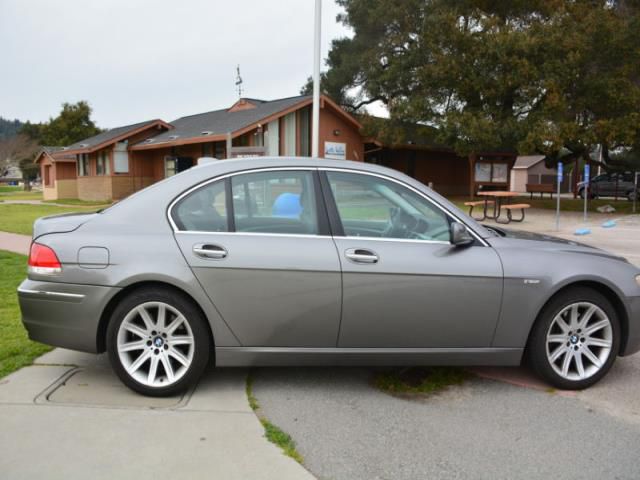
[266, 120, 279, 156]
[77, 154, 89, 176]
[284, 112, 296, 156]
[113, 142, 129, 173]
[96, 151, 110, 176]
[214, 142, 226, 159]
[299, 108, 310, 156]
[165, 156, 177, 177]
[202, 142, 213, 157]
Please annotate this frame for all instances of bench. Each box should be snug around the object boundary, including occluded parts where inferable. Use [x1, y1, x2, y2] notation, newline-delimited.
[496, 203, 530, 224]
[526, 183, 554, 199]
[464, 200, 494, 221]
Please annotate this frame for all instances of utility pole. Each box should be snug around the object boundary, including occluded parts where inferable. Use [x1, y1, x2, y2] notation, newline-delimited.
[311, 0, 322, 158]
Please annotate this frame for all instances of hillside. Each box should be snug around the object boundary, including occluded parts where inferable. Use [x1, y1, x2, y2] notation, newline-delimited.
[0, 117, 24, 140]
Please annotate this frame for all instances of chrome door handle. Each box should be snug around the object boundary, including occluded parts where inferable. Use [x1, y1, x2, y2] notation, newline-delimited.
[193, 244, 227, 260]
[345, 248, 379, 264]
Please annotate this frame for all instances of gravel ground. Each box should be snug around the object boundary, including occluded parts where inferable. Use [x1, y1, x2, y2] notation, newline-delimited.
[252, 367, 640, 480]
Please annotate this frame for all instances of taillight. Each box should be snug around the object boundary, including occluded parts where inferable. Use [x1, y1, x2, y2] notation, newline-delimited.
[28, 242, 62, 275]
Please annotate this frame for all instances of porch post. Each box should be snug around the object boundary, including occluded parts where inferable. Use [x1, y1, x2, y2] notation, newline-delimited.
[468, 153, 477, 199]
[226, 132, 232, 159]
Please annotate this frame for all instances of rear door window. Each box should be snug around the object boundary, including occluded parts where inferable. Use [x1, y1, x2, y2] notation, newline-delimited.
[172, 180, 228, 232]
[231, 170, 319, 235]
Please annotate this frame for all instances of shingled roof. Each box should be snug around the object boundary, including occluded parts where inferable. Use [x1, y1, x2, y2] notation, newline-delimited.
[132, 95, 311, 149]
[63, 119, 171, 154]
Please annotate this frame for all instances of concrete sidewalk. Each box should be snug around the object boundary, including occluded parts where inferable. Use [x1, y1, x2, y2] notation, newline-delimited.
[0, 231, 30, 255]
[0, 349, 313, 480]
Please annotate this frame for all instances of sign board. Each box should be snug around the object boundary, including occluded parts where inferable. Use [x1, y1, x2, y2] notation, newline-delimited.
[228, 146, 266, 159]
[584, 164, 590, 184]
[324, 142, 346, 160]
[557, 162, 563, 181]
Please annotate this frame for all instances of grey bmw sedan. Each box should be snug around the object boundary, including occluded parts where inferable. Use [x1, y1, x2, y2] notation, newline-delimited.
[18, 158, 640, 396]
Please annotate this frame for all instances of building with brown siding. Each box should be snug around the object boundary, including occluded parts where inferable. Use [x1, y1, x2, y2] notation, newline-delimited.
[35, 147, 79, 200]
[51, 120, 172, 202]
[128, 95, 364, 194]
[42, 93, 516, 201]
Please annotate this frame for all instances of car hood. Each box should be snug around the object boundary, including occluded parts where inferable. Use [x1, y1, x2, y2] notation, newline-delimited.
[33, 211, 99, 240]
[486, 226, 629, 263]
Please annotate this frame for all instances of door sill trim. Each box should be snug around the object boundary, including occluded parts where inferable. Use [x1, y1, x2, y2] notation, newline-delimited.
[215, 346, 523, 367]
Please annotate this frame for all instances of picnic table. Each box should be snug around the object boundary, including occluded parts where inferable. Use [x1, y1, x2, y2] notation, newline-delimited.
[473, 191, 529, 223]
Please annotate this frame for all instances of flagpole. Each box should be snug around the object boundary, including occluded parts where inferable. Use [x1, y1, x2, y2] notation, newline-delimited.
[311, 0, 322, 158]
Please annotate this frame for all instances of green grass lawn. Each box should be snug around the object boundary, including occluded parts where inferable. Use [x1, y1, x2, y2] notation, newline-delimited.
[0, 203, 98, 235]
[0, 188, 43, 201]
[43, 198, 111, 207]
[0, 250, 52, 378]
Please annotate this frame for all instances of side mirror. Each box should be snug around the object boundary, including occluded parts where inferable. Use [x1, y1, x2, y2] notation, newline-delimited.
[450, 222, 474, 247]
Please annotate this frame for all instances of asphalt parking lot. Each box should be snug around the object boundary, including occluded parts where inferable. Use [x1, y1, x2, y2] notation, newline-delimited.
[251, 211, 640, 480]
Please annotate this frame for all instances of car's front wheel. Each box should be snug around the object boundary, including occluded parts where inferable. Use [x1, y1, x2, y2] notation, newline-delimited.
[527, 287, 620, 390]
[106, 287, 211, 397]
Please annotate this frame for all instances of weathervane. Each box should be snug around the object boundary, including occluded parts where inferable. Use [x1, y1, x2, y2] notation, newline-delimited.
[235, 65, 243, 97]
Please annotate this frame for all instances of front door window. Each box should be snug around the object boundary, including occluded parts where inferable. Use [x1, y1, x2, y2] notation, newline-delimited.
[326, 171, 450, 242]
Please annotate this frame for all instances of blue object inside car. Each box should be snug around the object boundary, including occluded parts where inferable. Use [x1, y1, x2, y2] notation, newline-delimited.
[272, 193, 302, 218]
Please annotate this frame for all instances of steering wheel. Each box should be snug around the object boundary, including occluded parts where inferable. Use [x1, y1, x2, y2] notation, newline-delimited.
[383, 208, 430, 239]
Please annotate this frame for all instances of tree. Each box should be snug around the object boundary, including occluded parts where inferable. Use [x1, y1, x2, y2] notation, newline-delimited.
[0, 134, 38, 176]
[317, 1, 640, 162]
[21, 101, 101, 147]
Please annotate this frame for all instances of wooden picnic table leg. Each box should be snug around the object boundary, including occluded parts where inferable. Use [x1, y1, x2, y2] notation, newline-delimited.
[484, 197, 498, 220]
[495, 197, 505, 223]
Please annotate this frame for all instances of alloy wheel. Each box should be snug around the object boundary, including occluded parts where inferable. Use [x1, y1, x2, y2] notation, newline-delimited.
[545, 302, 613, 381]
[116, 301, 195, 387]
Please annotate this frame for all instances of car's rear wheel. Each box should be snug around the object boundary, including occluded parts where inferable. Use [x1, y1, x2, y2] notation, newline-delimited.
[527, 287, 620, 390]
[106, 287, 211, 397]
[628, 190, 637, 202]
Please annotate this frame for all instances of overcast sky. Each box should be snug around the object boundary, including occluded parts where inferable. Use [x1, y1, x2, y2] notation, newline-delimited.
[0, 0, 355, 128]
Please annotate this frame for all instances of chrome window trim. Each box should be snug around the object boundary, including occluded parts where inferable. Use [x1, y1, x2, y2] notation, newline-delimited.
[320, 167, 489, 247]
[167, 167, 317, 233]
[167, 165, 488, 247]
[174, 230, 448, 245]
[175, 230, 330, 239]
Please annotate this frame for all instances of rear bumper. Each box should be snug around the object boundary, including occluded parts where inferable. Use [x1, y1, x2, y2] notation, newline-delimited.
[18, 279, 120, 353]
[621, 296, 640, 356]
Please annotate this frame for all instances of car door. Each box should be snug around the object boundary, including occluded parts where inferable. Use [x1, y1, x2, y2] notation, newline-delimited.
[593, 174, 612, 196]
[322, 169, 503, 348]
[171, 168, 342, 347]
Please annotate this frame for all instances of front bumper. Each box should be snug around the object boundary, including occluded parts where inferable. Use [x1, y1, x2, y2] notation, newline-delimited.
[621, 296, 640, 356]
[18, 279, 120, 353]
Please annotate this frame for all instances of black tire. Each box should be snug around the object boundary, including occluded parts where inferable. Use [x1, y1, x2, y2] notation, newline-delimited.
[628, 191, 637, 202]
[526, 287, 620, 390]
[106, 287, 211, 397]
